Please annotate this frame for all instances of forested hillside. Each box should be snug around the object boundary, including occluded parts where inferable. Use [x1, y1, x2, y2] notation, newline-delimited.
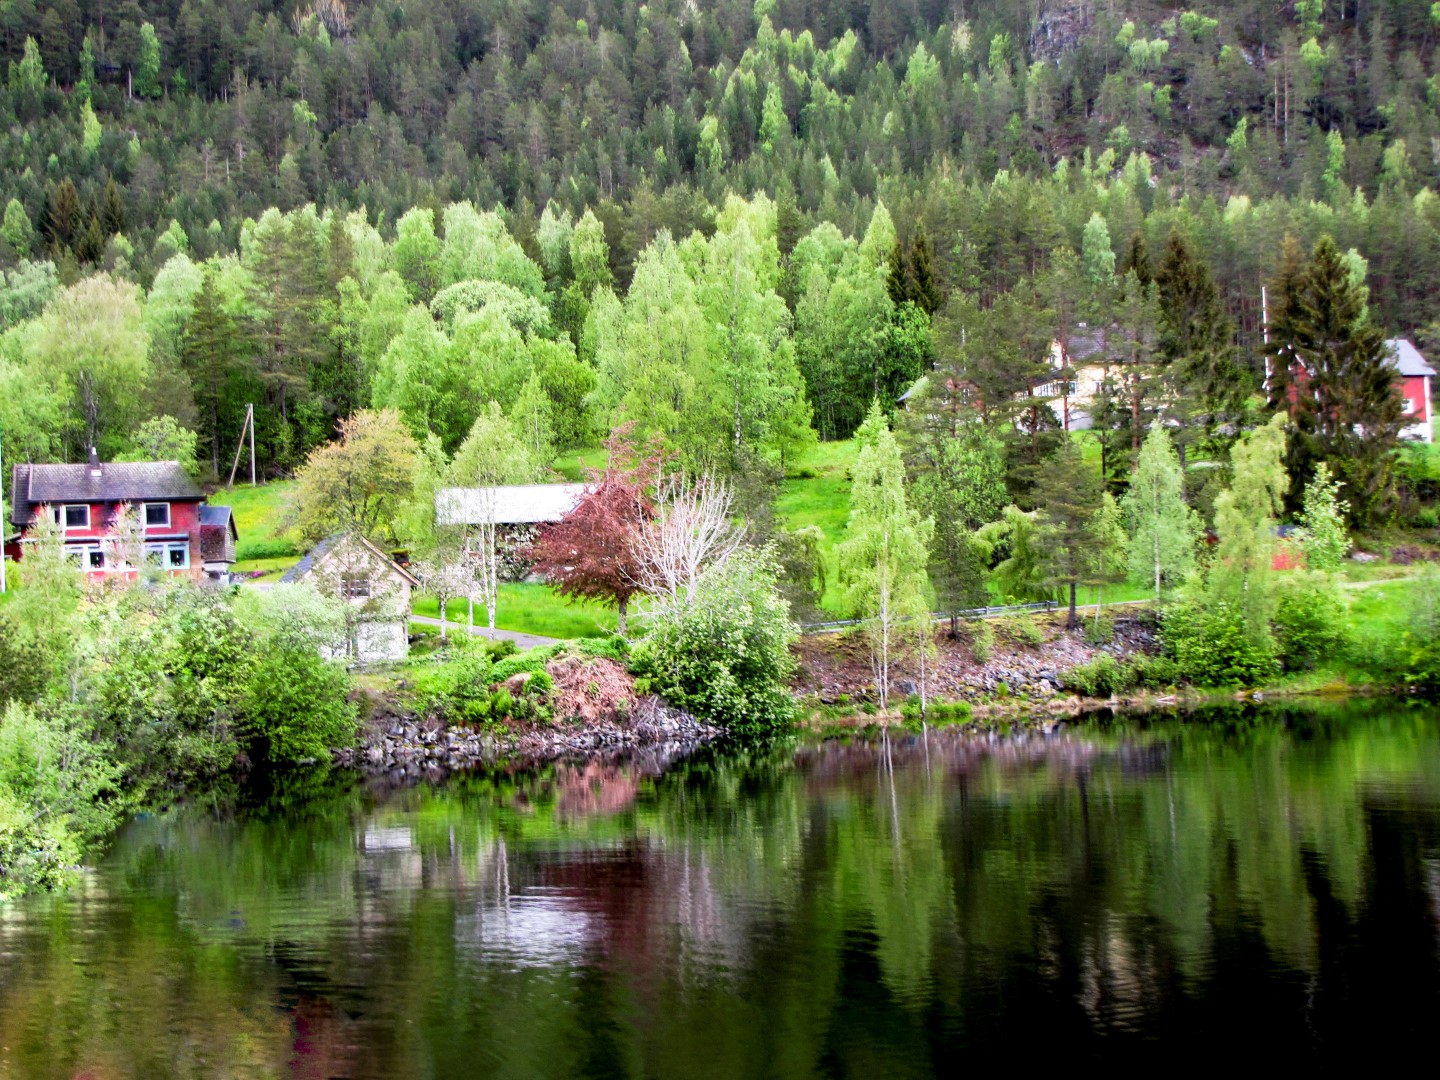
[2, 1, 1439, 506]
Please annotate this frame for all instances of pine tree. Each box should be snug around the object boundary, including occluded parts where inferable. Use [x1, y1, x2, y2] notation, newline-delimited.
[41, 179, 79, 253]
[1265, 234, 1402, 525]
[1033, 438, 1104, 628]
[908, 223, 943, 316]
[180, 268, 249, 477]
[100, 179, 126, 238]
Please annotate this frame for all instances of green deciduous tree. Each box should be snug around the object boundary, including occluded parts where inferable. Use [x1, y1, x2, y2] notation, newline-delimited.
[1209, 414, 1289, 644]
[1122, 420, 1200, 601]
[291, 409, 419, 545]
[1294, 461, 1351, 572]
[838, 405, 933, 709]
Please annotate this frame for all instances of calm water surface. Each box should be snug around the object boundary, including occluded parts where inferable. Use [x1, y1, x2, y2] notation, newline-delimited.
[2, 702, 1440, 1077]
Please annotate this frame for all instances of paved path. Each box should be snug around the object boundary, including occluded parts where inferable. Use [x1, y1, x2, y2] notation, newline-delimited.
[409, 615, 561, 650]
[1337, 575, 1415, 590]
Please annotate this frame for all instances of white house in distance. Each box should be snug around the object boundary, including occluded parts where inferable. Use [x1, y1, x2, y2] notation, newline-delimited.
[281, 532, 419, 663]
[435, 482, 589, 579]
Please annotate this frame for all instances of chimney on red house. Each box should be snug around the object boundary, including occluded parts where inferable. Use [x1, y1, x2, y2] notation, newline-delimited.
[88, 446, 101, 478]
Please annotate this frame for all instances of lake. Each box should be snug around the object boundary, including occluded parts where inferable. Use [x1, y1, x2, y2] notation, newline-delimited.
[2, 702, 1439, 1076]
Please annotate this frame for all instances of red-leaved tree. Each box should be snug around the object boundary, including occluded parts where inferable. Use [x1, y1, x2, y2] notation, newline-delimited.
[528, 427, 662, 635]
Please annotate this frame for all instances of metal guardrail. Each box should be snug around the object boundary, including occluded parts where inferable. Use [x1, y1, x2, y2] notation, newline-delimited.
[799, 600, 1058, 635]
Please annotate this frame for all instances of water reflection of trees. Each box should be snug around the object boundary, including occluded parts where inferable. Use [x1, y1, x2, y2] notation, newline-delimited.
[1, 707, 1438, 1075]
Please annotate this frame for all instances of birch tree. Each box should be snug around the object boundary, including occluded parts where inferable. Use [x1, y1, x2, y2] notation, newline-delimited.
[1121, 420, 1200, 602]
[413, 557, 470, 641]
[838, 405, 933, 710]
[1209, 414, 1289, 642]
[1294, 462, 1350, 572]
[631, 472, 745, 605]
[449, 403, 535, 637]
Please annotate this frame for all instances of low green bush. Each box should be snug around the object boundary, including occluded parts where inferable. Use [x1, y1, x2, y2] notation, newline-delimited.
[235, 538, 300, 561]
[1065, 653, 1129, 698]
[1273, 576, 1349, 672]
[491, 645, 562, 683]
[629, 551, 798, 738]
[969, 619, 995, 663]
[1126, 654, 1181, 689]
[1083, 613, 1115, 646]
[573, 635, 630, 662]
[1160, 600, 1280, 687]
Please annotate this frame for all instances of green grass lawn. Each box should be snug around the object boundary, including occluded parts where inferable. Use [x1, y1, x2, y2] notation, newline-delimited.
[413, 582, 618, 639]
[551, 446, 609, 482]
[207, 481, 301, 560]
[777, 438, 859, 612]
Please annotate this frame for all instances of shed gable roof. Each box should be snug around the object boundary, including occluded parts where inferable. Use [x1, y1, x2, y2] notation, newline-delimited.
[280, 532, 419, 588]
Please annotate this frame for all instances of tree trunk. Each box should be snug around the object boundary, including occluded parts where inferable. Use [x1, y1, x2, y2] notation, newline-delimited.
[617, 596, 628, 637]
[1067, 579, 1079, 629]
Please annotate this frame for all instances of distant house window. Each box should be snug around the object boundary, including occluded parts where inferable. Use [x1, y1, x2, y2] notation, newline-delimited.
[54, 504, 89, 530]
[142, 542, 188, 569]
[87, 548, 104, 570]
[341, 575, 371, 599]
[144, 502, 171, 528]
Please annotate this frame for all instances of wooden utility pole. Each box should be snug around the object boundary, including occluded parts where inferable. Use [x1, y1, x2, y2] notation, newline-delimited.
[227, 404, 256, 488]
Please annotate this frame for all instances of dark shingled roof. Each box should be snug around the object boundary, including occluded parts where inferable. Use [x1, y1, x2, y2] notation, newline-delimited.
[281, 533, 420, 588]
[199, 504, 238, 565]
[279, 534, 342, 583]
[10, 460, 203, 526]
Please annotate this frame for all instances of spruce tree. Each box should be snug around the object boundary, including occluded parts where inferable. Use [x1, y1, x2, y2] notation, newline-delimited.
[1265, 234, 1401, 524]
[100, 179, 126, 238]
[1154, 230, 1245, 459]
[1033, 438, 1104, 628]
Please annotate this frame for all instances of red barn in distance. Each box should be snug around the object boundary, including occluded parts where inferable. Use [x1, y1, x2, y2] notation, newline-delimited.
[5, 449, 238, 581]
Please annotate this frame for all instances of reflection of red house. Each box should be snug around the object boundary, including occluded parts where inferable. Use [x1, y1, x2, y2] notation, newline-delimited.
[5, 451, 238, 580]
[1274, 338, 1434, 443]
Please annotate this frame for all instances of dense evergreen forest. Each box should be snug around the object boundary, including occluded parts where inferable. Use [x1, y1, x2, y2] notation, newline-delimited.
[2, 0, 1439, 501]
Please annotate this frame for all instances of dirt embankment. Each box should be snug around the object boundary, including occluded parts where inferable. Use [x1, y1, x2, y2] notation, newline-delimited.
[792, 615, 1157, 704]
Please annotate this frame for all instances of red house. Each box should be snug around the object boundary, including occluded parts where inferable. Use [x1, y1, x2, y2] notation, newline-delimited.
[1388, 339, 1435, 442]
[5, 451, 239, 581]
[1273, 338, 1434, 443]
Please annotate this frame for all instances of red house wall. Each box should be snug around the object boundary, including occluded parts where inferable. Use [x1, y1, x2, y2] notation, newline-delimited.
[9, 499, 206, 579]
[1401, 375, 1430, 424]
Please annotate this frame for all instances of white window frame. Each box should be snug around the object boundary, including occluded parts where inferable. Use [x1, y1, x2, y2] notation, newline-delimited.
[143, 502, 171, 528]
[341, 574, 372, 599]
[144, 542, 190, 570]
[54, 504, 90, 530]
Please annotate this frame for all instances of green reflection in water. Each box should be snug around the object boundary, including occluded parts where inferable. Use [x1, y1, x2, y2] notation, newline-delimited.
[1, 701, 1438, 1077]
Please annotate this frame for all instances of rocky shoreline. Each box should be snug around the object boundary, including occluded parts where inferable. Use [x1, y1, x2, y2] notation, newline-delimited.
[335, 694, 722, 774]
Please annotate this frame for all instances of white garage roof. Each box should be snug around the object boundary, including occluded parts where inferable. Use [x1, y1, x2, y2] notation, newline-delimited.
[435, 483, 589, 526]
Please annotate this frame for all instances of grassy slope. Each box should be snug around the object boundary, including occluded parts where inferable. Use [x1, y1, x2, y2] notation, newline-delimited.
[205, 482, 300, 568]
[776, 439, 858, 613]
[413, 583, 618, 639]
